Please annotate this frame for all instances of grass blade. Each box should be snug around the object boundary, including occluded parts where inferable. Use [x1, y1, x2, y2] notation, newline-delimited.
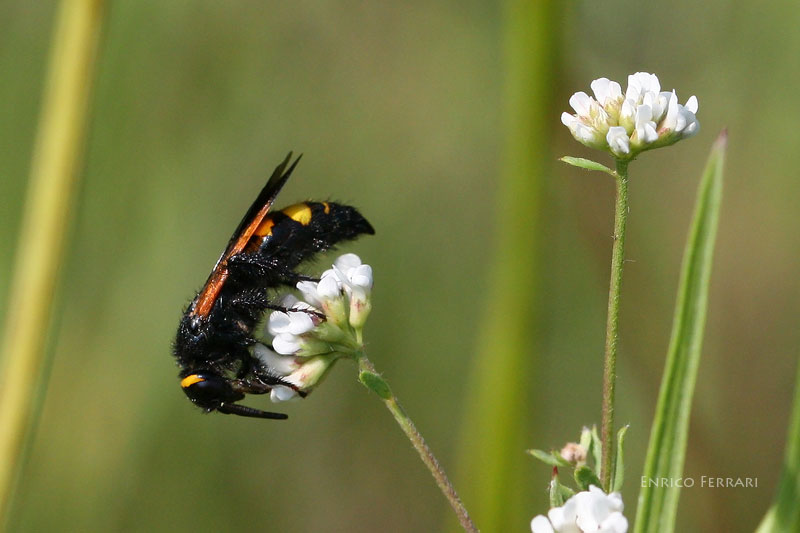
[0, 0, 106, 524]
[634, 131, 726, 533]
[754, 360, 800, 532]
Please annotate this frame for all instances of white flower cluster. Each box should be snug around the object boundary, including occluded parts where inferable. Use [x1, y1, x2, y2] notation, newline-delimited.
[255, 254, 373, 402]
[561, 72, 699, 159]
[531, 486, 628, 533]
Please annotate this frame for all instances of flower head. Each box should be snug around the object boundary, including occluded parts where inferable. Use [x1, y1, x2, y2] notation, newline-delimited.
[531, 486, 628, 533]
[261, 254, 374, 401]
[562, 72, 699, 160]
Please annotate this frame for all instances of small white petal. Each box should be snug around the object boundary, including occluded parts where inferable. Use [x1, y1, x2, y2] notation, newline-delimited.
[548, 505, 571, 530]
[644, 122, 658, 142]
[685, 95, 698, 114]
[334, 253, 362, 272]
[635, 104, 653, 124]
[296, 280, 324, 308]
[606, 127, 630, 156]
[285, 311, 315, 335]
[626, 72, 660, 103]
[253, 344, 298, 375]
[272, 333, 302, 355]
[662, 91, 679, 131]
[590, 78, 622, 106]
[651, 91, 672, 122]
[634, 106, 658, 143]
[561, 112, 578, 127]
[317, 274, 341, 299]
[574, 123, 601, 144]
[267, 311, 292, 335]
[282, 356, 332, 389]
[682, 117, 699, 137]
[569, 91, 593, 116]
[606, 491, 625, 512]
[602, 513, 629, 533]
[619, 99, 636, 133]
[350, 264, 373, 289]
[270, 385, 299, 402]
[530, 515, 555, 533]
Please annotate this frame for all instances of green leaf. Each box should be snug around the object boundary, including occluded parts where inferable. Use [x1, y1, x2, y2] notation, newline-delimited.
[549, 477, 564, 508]
[358, 370, 392, 399]
[590, 425, 602, 470]
[634, 131, 726, 533]
[579, 426, 592, 452]
[526, 449, 570, 467]
[574, 465, 602, 491]
[559, 156, 615, 176]
[611, 425, 628, 492]
[755, 361, 800, 532]
[558, 484, 575, 502]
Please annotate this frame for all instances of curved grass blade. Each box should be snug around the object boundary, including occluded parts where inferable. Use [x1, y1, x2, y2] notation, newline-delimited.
[754, 361, 800, 533]
[634, 131, 726, 533]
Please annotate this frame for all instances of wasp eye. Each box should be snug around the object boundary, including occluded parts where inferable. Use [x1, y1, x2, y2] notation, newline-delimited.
[180, 373, 242, 410]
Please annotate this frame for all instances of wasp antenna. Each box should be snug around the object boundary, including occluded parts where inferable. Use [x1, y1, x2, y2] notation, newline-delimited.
[218, 403, 288, 420]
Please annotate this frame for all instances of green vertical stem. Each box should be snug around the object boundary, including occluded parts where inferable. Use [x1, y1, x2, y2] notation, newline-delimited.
[0, 0, 106, 525]
[358, 356, 477, 533]
[452, 0, 556, 531]
[601, 160, 629, 490]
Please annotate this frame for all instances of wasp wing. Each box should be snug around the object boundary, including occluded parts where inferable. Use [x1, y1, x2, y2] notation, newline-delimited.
[190, 152, 301, 318]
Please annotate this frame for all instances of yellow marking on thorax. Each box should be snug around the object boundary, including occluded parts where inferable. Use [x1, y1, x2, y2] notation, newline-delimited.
[322, 202, 331, 214]
[254, 217, 276, 237]
[282, 203, 313, 225]
[180, 374, 205, 388]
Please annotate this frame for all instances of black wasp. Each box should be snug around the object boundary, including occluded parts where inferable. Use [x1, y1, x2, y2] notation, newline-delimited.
[174, 153, 374, 419]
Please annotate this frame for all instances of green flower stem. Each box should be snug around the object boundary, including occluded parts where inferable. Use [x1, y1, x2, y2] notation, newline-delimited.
[601, 159, 629, 490]
[357, 355, 477, 533]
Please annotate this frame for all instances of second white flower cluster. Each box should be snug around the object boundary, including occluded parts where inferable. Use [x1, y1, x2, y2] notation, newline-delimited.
[561, 72, 698, 159]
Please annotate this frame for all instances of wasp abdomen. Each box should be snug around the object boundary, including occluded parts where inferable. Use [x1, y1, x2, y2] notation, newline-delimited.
[245, 201, 374, 270]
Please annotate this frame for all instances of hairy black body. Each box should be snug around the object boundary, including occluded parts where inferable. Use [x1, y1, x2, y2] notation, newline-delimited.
[173, 154, 373, 419]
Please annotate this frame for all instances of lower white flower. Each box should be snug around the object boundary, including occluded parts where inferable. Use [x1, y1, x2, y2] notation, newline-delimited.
[253, 343, 340, 402]
[255, 254, 374, 400]
[530, 486, 628, 533]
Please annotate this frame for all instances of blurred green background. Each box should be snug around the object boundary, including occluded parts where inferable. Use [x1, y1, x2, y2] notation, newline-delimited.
[1, 1, 798, 531]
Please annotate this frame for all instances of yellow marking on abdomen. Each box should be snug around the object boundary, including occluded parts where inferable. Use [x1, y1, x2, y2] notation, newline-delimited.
[254, 217, 276, 237]
[322, 202, 331, 214]
[282, 203, 313, 225]
[181, 374, 205, 388]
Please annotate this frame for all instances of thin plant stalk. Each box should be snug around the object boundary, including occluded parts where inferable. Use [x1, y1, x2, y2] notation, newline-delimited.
[0, 0, 106, 524]
[357, 355, 477, 533]
[600, 159, 629, 490]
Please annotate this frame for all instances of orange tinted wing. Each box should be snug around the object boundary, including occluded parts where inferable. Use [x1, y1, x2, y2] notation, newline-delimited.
[190, 152, 302, 318]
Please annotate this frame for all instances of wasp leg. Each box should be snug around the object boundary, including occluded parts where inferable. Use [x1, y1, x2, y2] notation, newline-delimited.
[264, 303, 325, 320]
